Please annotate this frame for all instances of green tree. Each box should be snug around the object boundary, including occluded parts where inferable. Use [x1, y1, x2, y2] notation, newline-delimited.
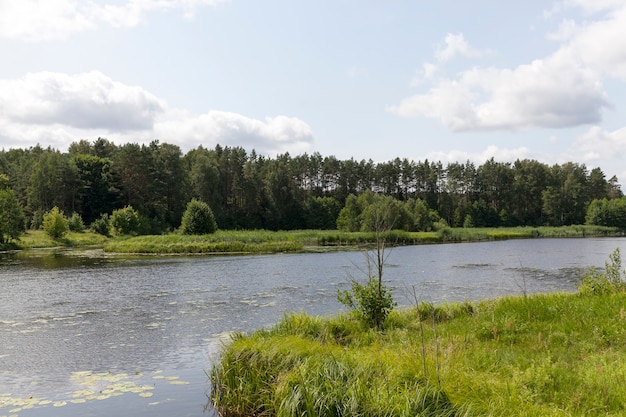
[0, 175, 25, 244]
[111, 206, 142, 235]
[90, 213, 111, 236]
[67, 212, 85, 232]
[72, 154, 118, 224]
[43, 206, 69, 240]
[303, 196, 341, 229]
[337, 197, 397, 330]
[180, 199, 217, 235]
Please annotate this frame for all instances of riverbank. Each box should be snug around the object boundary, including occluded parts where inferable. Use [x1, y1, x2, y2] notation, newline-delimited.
[103, 225, 621, 254]
[210, 289, 626, 416]
[5, 225, 622, 254]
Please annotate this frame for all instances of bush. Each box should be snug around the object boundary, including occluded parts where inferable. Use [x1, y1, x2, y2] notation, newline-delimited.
[180, 199, 217, 235]
[43, 206, 69, 240]
[67, 212, 85, 232]
[111, 206, 142, 236]
[90, 213, 111, 236]
[30, 209, 44, 230]
[337, 277, 396, 330]
[578, 248, 626, 295]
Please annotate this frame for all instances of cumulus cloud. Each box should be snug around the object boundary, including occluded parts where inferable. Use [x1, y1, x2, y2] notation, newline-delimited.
[155, 110, 314, 155]
[0, 0, 227, 41]
[435, 33, 484, 62]
[425, 145, 534, 167]
[573, 125, 626, 160]
[390, 52, 609, 131]
[392, 3, 626, 132]
[410, 33, 485, 86]
[0, 71, 165, 131]
[0, 71, 314, 155]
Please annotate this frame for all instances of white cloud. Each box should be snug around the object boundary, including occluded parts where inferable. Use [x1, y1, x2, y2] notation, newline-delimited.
[574, 125, 626, 160]
[390, 51, 609, 131]
[560, 5, 626, 80]
[410, 33, 485, 86]
[0, 71, 314, 155]
[0, 0, 226, 42]
[155, 110, 314, 155]
[394, 2, 626, 133]
[435, 33, 484, 62]
[425, 145, 533, 167]
[0, 71, 165, 131]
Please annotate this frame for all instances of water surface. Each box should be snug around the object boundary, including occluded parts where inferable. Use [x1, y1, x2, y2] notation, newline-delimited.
[1, 238, 624, 416]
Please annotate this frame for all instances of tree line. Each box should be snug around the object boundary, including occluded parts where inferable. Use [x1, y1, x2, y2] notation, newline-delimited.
[0, 137, 624, 239]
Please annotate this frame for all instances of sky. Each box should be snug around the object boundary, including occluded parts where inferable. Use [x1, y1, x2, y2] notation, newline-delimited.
[1, 0, 626, 181]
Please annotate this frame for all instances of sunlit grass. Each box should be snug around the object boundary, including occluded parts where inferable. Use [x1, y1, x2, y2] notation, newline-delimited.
[16, 229, 109, 249]
[211, 292, 626, 416]
[7, 225, 622, 254]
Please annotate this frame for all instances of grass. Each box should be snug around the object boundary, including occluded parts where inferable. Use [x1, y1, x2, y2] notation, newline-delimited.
[211, 290, 626, 416]
[12, 229, 110, 249]
[104, 226, 621, 254]
[3, 225, 622, 254]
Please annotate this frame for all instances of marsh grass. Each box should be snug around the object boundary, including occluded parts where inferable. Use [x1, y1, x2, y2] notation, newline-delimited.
[16, 229, 109, 249]
[211, 291, 626, 416]
[10, 225, 622, 254]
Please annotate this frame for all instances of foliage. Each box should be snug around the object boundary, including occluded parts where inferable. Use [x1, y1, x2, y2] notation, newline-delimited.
[180, 199, 217, 235]
[1, 141, 624, 233]
[67, 212, 85, 232]
[30, 209, 44, 230]
[212, 292, 626, 417]
[15, 229, 109, 249]
[110, 206, 142, 236]
[90, 213, 111, 236]
[578, 248, 626, 295]
[0, 178, 25, 244]
[42, 206, 69, 240]
[586, 197, 626, 228]
[337, 277, 396, 330]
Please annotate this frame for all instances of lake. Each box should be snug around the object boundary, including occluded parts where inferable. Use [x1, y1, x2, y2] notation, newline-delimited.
[1, 237, 625, 416]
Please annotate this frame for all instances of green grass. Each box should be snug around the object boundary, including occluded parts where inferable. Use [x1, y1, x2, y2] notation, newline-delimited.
[211, 291, 626, 416]
[104, 226, 621, 254]
[13, 229, 110, 249]
[5, 225, 622, 254]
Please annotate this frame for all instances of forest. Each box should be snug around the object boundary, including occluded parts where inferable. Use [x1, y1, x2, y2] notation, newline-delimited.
[0, 137, 624, 239]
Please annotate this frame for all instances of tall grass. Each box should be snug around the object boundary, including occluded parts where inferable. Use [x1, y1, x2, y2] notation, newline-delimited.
[9, 225, 622, 254]
[15, 229, 109, 249]
[211, 290, 626, 416]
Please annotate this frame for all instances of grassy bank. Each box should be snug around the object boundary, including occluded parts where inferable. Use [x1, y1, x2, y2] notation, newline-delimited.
[102, 225, 622, 254]
[8, 229, 110, 250]
[211, 290, 626, 416]
[3, 225, 621, 254]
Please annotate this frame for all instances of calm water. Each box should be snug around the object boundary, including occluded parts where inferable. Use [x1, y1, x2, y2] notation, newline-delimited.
[1, 238, 625, 416]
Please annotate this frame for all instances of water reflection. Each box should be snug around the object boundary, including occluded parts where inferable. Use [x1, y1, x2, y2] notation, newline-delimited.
[1, 237, 625, 416]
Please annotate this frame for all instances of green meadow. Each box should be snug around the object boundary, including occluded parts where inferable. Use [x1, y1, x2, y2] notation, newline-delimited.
[210, 249, 626, 416]
[211, 291, 626, 416]
[102, 225, 620, 254]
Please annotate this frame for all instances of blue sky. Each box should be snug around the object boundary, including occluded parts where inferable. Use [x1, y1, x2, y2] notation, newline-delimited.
[1, 0, 626, 181]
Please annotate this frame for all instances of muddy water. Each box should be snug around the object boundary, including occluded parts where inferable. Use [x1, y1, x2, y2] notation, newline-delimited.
[1, 238, 625, 416]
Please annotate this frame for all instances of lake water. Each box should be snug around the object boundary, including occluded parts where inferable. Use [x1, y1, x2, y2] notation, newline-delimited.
[1, 237, 625, 416]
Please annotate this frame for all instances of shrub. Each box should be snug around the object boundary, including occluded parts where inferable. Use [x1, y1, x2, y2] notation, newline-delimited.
[67, 212, 85, 232]
[180, 199, 217, 235]
[90, 213, 111, 236]
[337, 277, 396, 330]
[111, 206, 142, 236]
[30, 209, 44, 230]
[578, 248, 626, 295]
[43, 206, 69, 240]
